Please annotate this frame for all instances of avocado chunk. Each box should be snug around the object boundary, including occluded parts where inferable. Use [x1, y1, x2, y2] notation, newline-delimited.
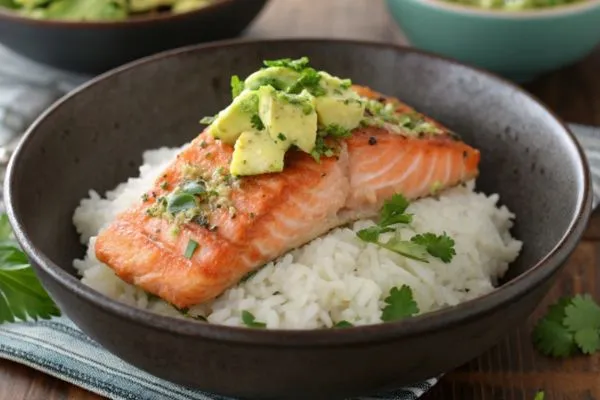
[313, 72, 365, 130]
[315, 94, 365, 131]
[244, 67, 301, 92]
[258, 85, 318, 153]
[207, 90, 258, 145]
[230, 131, 287, 176]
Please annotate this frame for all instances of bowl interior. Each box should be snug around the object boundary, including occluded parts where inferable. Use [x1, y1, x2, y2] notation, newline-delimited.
[8, 40, 587, 317]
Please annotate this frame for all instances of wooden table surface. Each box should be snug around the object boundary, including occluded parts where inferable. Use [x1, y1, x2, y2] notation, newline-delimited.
[1, 1, 600, 399]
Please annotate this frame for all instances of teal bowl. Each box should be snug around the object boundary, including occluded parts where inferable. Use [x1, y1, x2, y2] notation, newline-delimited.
[385, 0, 600, 82]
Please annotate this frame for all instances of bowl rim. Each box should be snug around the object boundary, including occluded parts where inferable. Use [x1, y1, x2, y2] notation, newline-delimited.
[402, 0, 600, 19]
[0, 0, 258, 28]
[5, 37, 593, 347]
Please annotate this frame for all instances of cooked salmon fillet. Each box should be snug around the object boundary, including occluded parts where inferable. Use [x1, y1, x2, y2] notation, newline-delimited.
[95, 87, 480, 308]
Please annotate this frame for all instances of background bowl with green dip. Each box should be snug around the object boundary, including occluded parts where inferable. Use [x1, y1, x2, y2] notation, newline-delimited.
[385, 0, 600, 82]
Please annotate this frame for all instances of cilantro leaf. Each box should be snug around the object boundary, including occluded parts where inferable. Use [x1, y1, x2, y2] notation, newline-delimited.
[263, 57, 310, 72]
[534, 391, 545, 400]
[334, 320, 353, 328]
[356, 225, 394, 243]
[379, 237, 430, 263]
[410, 232, 456, 263]
[563, 294, 600, 332]
[532, 318, 576, 358]
[381, 285, 419, 322]
[250, 114, 264, 131]
[574, 328, 600, 354]
[241, 310, 266, 328]
[0, 215, 61, 324]
[230, 75, 245, 99]
[544, 296, 572, 323]
[379, 194, 412, 227]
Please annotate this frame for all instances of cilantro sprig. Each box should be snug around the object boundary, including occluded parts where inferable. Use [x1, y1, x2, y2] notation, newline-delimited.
[356, 194, 456, 263]
[533, 294, 600, 357]
[0, 214, 61, 324]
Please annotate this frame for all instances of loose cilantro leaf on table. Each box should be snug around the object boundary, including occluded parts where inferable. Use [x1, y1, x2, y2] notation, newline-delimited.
[563, 294, 600, 331]
[241, 310, 266, 328]
[533, 294, 600, 358]
[532, 317, 576, 358]
[0, 214, 61, 324]
[381, 285, 419, 322]
[534, 391, 545, 400]
[356, 194, 456, 264]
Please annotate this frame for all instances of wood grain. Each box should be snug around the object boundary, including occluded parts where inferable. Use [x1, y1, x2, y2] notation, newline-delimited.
[1, 0, 599, 399]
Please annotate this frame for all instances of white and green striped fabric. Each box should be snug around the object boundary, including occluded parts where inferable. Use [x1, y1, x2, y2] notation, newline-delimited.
[0, 316, 438, 400]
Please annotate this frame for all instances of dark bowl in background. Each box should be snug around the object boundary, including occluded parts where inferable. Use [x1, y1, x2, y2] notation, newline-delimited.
[4, 39, 593, 399]
[0, 0, 268, 74]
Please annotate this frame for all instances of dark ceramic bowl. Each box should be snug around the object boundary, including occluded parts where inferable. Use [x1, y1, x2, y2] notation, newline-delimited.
[0, 0, 268, 74]
[5, 39, 593, 399]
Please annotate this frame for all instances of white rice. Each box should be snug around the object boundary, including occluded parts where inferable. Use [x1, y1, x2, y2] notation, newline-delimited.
[72, 146, 522, 329]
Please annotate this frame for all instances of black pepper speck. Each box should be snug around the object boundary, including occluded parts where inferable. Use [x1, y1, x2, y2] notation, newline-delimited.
[368, 137, 377, 145]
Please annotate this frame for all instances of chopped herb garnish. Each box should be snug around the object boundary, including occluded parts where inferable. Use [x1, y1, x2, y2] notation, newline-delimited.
[160, 181, 168, 190]
[533, 294, 600, 358]
[277, 133, 287, 141]
[241, 310, 266, 328]
[180, 181, 206, 195]
[184, 239, 199, 259]
[200, 140, 208, 148]
[231, 75, 245, 99]
[334, 320, 354, 328]
[141, 193, 149, 202]
[263, 57, 310, 72]
[287, 67, 326, 97]
[310, 136, 335, 162]
[339, 79, 352, 90]
[200, 115, 217, 125]
[381, 285, 419, 322]
[322, 123, 351, 138]
[410, 233, 456, 263]
[251, 114, 265, 130]
[167, 193, 197, 214]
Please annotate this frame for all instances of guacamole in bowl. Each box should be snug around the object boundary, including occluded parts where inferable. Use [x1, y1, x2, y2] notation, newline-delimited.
[444, 0, 588, 10]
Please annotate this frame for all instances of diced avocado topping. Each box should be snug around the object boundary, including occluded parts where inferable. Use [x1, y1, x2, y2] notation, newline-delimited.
[230, 131, 287, 176]
[258, 85, 317, 153]
[245, 67, 301, 92]
[200, 57, 443, 177]
[206, 90, 258, 144]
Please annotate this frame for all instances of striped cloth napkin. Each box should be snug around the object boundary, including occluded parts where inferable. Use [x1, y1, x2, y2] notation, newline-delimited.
[0, 45, 598, 400]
